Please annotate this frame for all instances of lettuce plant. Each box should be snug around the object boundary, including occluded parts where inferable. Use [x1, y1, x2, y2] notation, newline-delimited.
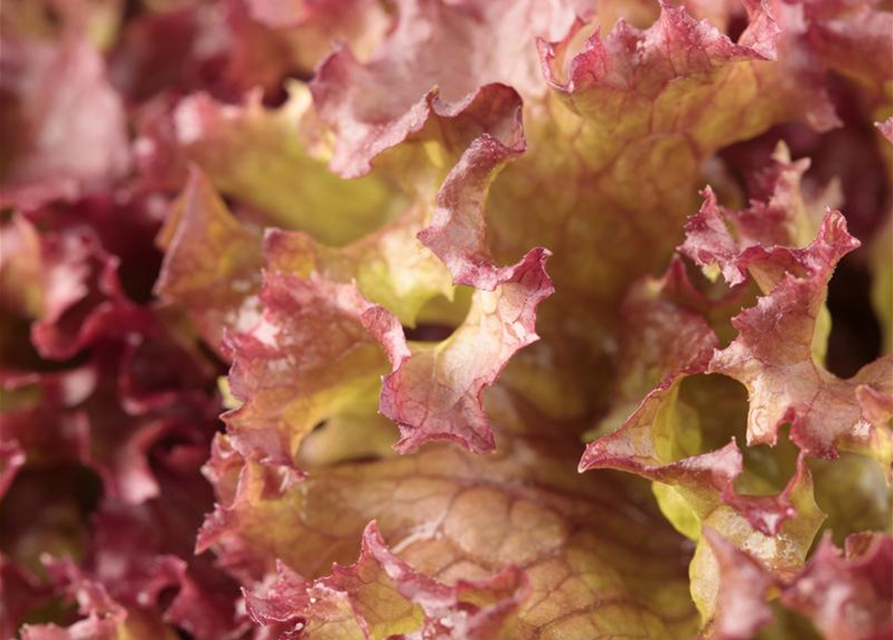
[1, 1, 891, 639]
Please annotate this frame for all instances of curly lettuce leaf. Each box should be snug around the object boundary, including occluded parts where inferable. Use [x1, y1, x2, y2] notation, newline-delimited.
[405, 1, 843, 424]
[222, 252, 551, 460]
[19, 560, 180, 640]
[263, 203, 454, 328]
[155, 168, 264, 355]
[703, 529, 893, 640]
[0, 211, 157, 362]
[578, 148, 893, 630]
[706, 214, 892, 468]
[377, 248, 552, 453]
[309, 0, 579, 179]
[200, 423, 700, 639]
[143, 84, 397, 244]
[0, 36, 129, 210]
[780, 532, 893, 640]
[222, 272, 396, 467]
[245, 521, 526, 640]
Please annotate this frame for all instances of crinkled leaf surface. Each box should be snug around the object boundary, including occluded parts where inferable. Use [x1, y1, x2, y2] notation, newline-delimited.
[151, 85, 398, 244]
[200, 410, 700, 640]
[3, 1, 893, 639]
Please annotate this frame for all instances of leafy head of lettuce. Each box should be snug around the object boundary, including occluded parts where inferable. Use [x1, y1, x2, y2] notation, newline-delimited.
[1, 1, 891, 639]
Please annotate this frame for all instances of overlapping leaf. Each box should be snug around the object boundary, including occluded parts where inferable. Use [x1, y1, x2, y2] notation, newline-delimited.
[200, 415, 700, 640]
[0, 36, 129, 210]
[3, 0, 893, 638]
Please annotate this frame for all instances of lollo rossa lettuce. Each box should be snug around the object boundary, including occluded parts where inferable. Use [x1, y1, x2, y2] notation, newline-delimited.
[1, 1, 890, 639]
